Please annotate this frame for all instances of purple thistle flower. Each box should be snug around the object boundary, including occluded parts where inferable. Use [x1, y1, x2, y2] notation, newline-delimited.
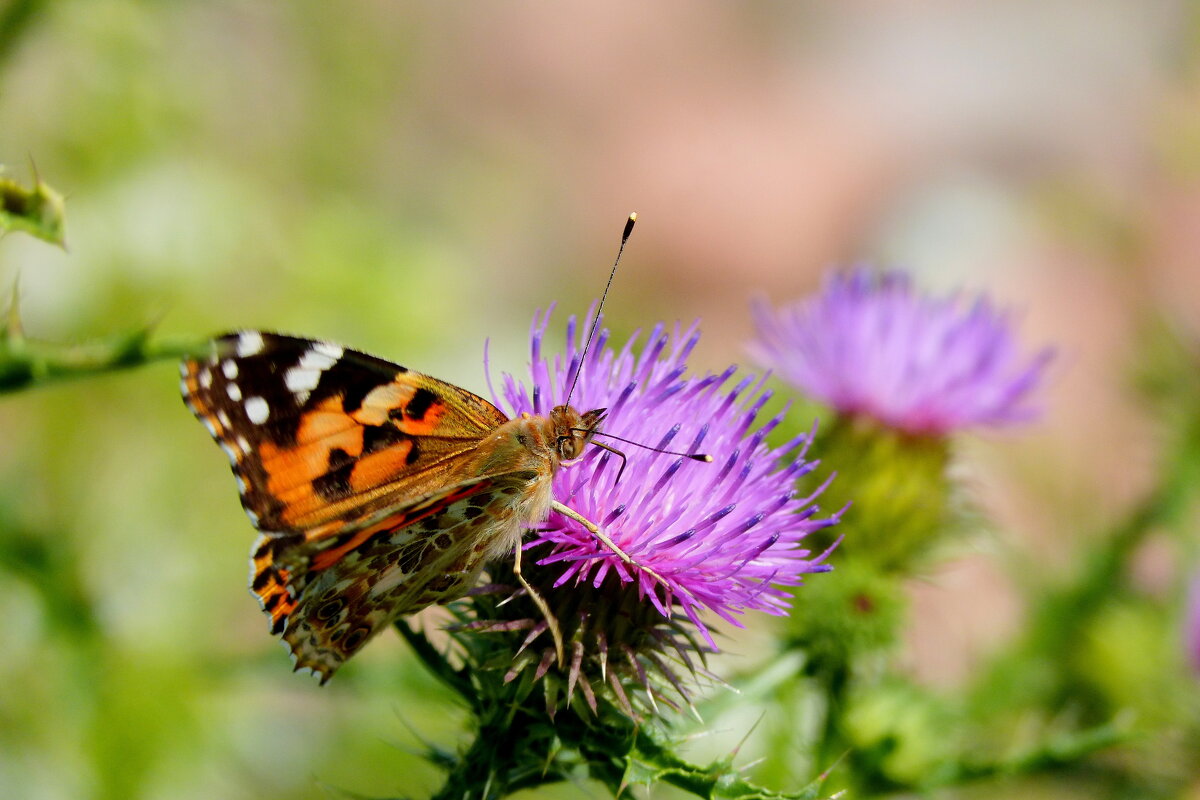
[750, 268, 1053, 436]
[490, 307, 839, 650]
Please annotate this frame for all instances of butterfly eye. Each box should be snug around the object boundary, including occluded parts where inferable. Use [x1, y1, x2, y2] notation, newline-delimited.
[557, 433, 584, 460]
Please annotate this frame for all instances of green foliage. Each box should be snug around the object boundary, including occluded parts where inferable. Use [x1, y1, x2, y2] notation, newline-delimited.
[0, 167, 65, 246]
[785, 557, 906, 672]
[396, 621, 836, 800]
[0, 306, 204, 394]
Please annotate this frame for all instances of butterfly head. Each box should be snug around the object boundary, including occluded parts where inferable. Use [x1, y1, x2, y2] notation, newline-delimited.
[550, 405, 606, 461]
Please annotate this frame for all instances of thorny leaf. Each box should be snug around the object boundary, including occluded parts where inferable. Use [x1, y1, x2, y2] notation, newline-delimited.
[622, 729, 840, 800]
[0, 167, 66, 246]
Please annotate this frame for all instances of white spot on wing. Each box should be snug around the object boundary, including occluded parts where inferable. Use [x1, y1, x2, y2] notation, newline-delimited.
[302, 345, 342, 372]
[217, 410, 231, 428]
[226, 382, 242, 401]
[222, 360, 238, 379]
[245, 396, 270, 424]
[284, 367, 321, 399]
[199, 368, 212, 389]
[237, 435, 250, 451]
[313, 341, 344, 360]
[284, 342, 344, 404]
[236, 331, 265, 357]
[202, 416, 218, 437]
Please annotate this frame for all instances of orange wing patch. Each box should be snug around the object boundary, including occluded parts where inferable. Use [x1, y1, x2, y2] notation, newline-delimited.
[350, 381, 447, 433]
[248, 376, 504, 530]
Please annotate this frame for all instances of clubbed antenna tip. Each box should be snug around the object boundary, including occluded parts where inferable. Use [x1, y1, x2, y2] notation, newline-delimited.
[565, 212, 639, 408]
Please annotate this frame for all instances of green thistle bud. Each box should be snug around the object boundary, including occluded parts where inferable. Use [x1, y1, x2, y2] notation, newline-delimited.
[817, 415, 951, 572]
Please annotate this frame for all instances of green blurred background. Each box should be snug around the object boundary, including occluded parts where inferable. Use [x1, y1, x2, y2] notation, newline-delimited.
[1, 2, 1199, 798]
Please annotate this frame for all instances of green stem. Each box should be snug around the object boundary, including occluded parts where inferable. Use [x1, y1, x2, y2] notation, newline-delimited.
[393, 619, 474, 701]
[0, 330, 207, 394]
[813, 662, 849, 775]
[428, 723, 509, 800]
[928, 717, 1132, 788]
[1026, 406, 1200, 690]
[0, 0, 44, 68]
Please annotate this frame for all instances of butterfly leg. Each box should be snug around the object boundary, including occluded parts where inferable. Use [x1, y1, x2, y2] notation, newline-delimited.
[550, 501, 672, 589]
[512, 536, 566, 667]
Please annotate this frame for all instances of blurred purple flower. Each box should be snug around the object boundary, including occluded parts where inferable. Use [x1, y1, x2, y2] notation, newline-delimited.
[750, 268, 1053, 436]
[490, 308, 839, 648]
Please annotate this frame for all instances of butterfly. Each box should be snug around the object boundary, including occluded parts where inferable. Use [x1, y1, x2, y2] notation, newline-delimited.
[179, 329, 649, 683]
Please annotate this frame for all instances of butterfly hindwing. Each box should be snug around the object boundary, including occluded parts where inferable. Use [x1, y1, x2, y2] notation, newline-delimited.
[260, 473, 535, 681]
[181, 331, 509, 534]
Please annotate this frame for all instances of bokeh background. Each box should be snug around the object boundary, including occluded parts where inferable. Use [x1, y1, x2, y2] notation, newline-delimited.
[1, 2, 1198, 798]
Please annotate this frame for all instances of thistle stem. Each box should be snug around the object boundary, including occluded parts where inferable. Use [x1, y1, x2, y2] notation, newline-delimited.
[0, 331, 206, 394]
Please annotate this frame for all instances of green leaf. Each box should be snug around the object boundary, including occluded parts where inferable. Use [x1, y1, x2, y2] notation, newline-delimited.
[623, 728, 838, 800]
[0, 167, 67, 247]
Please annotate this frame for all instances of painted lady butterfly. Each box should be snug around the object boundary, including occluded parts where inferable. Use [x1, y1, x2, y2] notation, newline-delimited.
[181, 329, 640, 682]
[181, 217, 660, 683]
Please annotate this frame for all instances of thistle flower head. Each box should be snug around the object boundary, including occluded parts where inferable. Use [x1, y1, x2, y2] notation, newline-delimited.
[750, 268, 1053, 436]
[471, 306, 838, 716]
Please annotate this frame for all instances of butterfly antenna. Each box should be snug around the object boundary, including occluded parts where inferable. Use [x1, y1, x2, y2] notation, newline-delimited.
[564, 212, 637, 407]
[589, 430, 712, 463]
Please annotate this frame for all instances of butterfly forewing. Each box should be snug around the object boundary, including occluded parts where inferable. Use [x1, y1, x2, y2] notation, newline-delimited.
[181, 331, 509, 533]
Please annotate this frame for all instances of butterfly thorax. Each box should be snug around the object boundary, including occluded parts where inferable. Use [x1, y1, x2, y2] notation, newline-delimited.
[447, 404, 604, 567]
[466, 404, 605, 479]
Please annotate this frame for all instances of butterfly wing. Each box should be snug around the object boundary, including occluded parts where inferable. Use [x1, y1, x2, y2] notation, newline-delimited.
[266, 471, 538, 681]
[181, 331, 509, 534]
[182, 332, 534, 681]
